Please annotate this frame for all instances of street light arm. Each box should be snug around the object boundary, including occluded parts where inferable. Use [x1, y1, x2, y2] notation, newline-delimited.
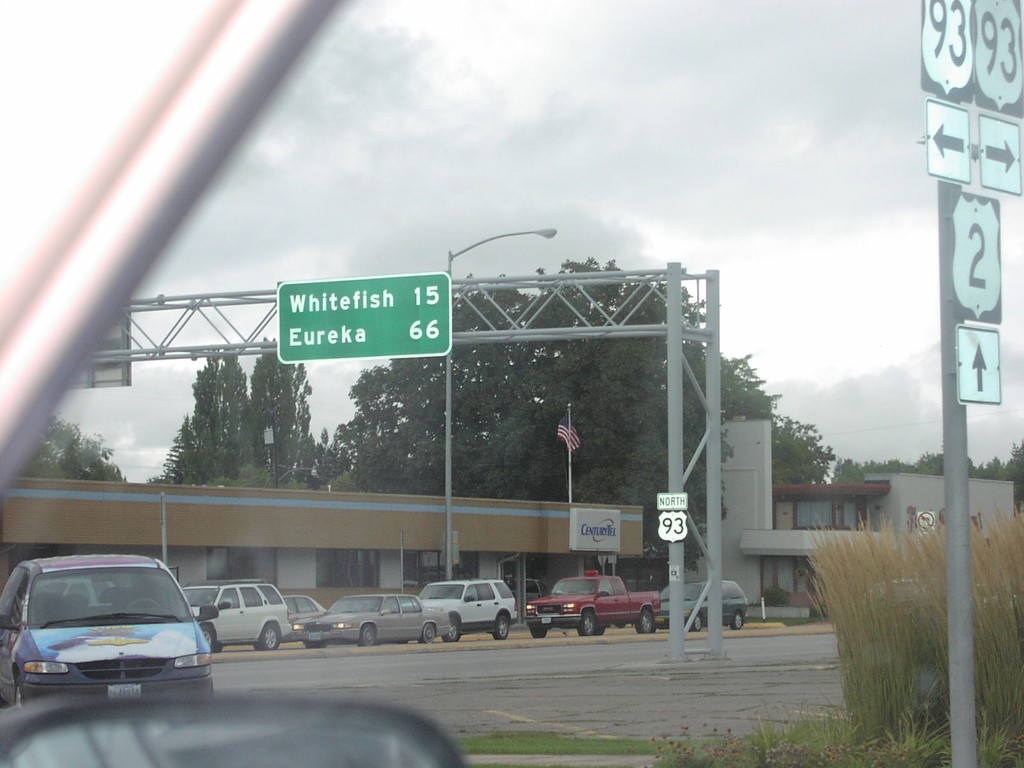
[443, 225, 556, 580]
[448, 229, 557, 268]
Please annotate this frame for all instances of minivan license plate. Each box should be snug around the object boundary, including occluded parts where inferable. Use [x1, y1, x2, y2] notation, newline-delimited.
[108, 683, 142, 699]
[308, 631, 322, 641]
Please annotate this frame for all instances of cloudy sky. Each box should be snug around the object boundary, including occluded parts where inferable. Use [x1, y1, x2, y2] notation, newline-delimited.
[5, 1, 1024, 483]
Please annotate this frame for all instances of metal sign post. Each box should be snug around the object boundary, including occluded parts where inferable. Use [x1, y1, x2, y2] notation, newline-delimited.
[923, 2, 1022, 764]
[938, 182, 980, 768]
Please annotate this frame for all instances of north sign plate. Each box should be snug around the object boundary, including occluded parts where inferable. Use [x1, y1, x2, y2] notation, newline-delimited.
[656, 492, 689, 511]
[277, 272, 452, 363]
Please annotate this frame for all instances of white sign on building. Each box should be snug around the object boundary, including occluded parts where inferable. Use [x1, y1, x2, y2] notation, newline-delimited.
[569, 508, 621, 552]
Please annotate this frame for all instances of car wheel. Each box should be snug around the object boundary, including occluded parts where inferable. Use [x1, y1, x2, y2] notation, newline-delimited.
[420, 623, 437, 644]
[492, 613, 510, 640]
[202, 623, 223, 653]
[528, 625, 548, 638]
[577, 610, 597, 636]
[635, 607, 655, 634]
[730, 610, 745, 630]
[691, 613, 703, 633]
[255, 623, 281, 651]
[443, 614, 461, 643]
[358, 623, 378, 647]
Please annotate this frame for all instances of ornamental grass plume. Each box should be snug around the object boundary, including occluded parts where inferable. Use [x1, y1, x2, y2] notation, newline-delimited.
[811, 515, 1024, 747]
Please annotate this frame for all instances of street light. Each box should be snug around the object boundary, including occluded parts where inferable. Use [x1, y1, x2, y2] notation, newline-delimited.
[444, 228, 557, 579]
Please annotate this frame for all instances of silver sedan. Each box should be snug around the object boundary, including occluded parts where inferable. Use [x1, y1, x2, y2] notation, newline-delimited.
[292, 594, 450, 648]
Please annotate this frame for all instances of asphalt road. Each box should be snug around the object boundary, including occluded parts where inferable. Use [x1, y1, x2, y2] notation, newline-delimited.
[211, 623, 842, 740]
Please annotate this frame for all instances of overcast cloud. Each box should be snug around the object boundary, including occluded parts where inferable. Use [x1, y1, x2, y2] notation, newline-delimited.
[5, 1, 1024, 482]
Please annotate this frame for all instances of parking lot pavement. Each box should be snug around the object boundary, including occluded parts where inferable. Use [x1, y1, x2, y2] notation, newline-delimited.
[215, 621, 833, 661]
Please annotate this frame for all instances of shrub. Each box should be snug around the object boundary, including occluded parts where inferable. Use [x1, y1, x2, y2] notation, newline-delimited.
[811, 516, 1024, 745]
[761, 586, 789, 607]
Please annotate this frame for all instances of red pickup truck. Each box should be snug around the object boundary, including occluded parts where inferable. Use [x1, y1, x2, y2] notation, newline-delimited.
[524, 571, 661, 638]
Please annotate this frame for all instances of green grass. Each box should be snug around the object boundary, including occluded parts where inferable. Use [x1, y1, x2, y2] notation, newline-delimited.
[460, 731, 659, 756]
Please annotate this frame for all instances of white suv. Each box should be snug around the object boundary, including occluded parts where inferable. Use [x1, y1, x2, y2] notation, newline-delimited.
[418, 579, 516, 642]
[183, 580, 289, 652]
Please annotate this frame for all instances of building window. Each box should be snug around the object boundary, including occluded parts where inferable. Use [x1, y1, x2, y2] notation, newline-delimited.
[795, 500, 831, 528]
[205, 547, 276, 583]
[316, 549, 379, 588]
[840, 501, 858, 529]
[452, 551, 479, 580]
[402, 550, 441, 587]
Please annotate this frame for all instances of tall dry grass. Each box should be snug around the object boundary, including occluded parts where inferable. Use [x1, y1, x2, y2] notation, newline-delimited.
[811, 515, 1024, 744]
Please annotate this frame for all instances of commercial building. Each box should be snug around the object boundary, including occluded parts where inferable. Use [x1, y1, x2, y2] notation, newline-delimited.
[0, 479, 641, 609]
[721, 419, 1016, 609]
[2, 418, 1015, 613]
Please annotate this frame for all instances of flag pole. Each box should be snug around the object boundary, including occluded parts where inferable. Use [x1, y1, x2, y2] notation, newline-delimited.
[566, 403, 573, 505]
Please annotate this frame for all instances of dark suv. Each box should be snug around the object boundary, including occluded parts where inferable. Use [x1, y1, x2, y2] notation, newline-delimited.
[656, 580, 748, 631]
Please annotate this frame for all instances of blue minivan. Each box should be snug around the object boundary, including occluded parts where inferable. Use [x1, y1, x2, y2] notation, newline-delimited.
[0, 554, 217, 705]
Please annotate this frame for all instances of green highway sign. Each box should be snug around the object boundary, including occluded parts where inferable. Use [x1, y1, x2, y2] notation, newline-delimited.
[277, 272, 452, 363]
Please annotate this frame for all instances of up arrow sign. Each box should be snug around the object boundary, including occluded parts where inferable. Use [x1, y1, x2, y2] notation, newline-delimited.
[956, 325, 1001, 405]
[926, 99, 971, 184]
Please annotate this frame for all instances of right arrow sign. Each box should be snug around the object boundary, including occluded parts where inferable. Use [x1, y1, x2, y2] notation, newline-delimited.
[979, 113, 1022, 195]
[957, 324, 1001, 405]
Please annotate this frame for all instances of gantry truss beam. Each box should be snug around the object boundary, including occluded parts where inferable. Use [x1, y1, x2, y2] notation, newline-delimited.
[87, 268, 712, 365]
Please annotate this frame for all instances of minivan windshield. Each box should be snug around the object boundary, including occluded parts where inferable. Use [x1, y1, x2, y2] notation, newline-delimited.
[29, 567, 191, 627]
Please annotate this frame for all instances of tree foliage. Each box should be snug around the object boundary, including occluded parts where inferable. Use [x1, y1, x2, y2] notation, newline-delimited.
[22, 418, 124, 481]
[154, 260, 844, 555]
[337, 259, 832, 557]
[156, 355, 347, 488]
[772, 415, 836, 484]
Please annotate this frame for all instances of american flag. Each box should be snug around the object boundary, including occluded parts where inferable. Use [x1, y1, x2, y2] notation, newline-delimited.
[557, 415, 580, 452]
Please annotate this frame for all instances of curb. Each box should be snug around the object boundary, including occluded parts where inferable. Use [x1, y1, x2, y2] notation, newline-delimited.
[211, 622, 833, 663]
[467, 755, 656, 767]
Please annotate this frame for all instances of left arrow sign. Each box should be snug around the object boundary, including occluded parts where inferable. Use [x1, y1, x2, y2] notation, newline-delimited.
[926, 99, 971, 184]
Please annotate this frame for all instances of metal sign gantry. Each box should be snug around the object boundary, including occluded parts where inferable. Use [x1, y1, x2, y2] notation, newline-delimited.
[86, 264, 723, 660]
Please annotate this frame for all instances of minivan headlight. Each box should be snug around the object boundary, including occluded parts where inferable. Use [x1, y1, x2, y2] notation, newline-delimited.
[174, 653, 212, 669]
[23, 660, 68, 675]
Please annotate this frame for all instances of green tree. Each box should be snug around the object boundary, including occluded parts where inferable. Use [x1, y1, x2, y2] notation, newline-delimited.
[157, 355, 324, 488]
[340, 357, 444, 494]
[337, 259, 811, 560]
[722, 355, 776, 421]
[772, 415, 836, 484]
[23, 418, 124, 481]
[250, 354, 316, 487]
[157, 358, 253, 485]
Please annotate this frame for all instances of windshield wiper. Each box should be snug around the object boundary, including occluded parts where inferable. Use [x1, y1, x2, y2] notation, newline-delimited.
[45, 612, 183, 626]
